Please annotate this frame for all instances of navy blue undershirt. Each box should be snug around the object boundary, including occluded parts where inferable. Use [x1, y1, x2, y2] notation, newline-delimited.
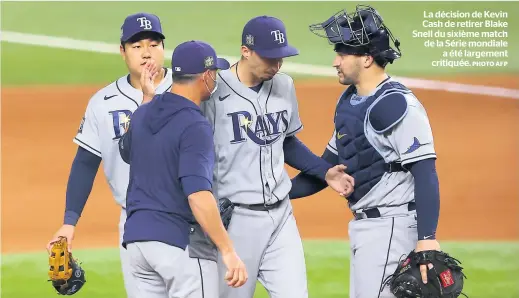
[289, 148, 337, 199]
[283, 136, 331, 181]
[64, 146, 101, 225]
[407, 158, 440, 240]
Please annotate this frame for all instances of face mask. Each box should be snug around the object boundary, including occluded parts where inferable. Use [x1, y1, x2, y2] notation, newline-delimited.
[204, 71, 218, 96]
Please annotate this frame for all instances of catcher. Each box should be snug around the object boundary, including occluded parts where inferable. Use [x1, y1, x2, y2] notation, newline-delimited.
[47, 237, 86, 295]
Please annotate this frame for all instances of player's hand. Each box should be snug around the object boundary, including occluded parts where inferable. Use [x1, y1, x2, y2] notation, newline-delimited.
[325, 164, 354, 197]
[47, 224, 75, 254]
[221, 250, 248, 288]
[140, 59, 159, 103]
[415, 239, 441, 284]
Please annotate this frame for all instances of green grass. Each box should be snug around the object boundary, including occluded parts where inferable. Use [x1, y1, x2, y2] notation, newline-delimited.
[1, 1, 518, 83]
[0, 42, 321, 85]
[2, 241, 518, 298]
[1, 43, 129, 85]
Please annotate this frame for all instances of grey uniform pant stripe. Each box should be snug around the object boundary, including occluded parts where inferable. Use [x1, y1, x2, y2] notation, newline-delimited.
[196, 258, 204, 298]
[378, 218, 395, 298]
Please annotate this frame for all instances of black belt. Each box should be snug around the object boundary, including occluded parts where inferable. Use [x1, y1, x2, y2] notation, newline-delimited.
[353, 202, 416, 220]
[234, 200, 283, 211]
[384, 162, 408, 173]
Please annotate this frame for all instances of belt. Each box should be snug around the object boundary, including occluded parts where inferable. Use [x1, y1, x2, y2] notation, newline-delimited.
[233, 200, 283, 211]
[384, 162, 408, 173]
[353, 202, 416, 220]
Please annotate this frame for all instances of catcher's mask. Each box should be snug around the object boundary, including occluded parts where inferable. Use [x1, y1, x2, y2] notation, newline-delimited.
[309, 5, 402, 66]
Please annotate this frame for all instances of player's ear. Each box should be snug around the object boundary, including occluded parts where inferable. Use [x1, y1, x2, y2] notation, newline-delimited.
[120, 44, 126, 61]
[363, 55, 374, 68]
[240, 45, 251, 60]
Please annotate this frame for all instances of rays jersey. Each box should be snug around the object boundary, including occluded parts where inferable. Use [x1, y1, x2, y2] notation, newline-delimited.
[200, 69, 303, 205]
[326, 77, 436, 211]
[73, 69, 173, 208]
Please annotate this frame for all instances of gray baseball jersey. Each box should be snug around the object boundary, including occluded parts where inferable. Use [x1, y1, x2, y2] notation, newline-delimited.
[326, 78, 437, 211]
[74, 70, 173, 208]
[200, 68, 303, 205]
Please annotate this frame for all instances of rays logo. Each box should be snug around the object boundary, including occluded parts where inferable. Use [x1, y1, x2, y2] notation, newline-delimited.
[109, 110, 132, 140]
[228, 110, 288, 146]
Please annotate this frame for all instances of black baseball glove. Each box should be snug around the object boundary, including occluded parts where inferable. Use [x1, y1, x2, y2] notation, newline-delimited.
[48, 237, 86, 295]
[383, 250, 467, 298]
[219, 198, 234, 230]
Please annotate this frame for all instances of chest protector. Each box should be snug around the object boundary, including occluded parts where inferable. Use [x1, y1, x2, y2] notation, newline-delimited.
[334, 80, 410, 204]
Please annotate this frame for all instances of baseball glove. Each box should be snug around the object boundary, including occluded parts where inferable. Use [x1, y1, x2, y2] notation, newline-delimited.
[383, 250, 467, 298]
[219, 198, 234, 230]
[48, 237, 86, 295]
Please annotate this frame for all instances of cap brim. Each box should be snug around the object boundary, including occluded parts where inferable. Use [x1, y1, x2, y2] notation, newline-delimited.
[215, 57, 230, 70]
[254, 45, 299, 59]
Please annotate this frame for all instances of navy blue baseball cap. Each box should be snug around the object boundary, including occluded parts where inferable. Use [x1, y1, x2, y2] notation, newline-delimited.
[120, 13, 165, 42]
[242, 16, 299, 59]
[171, 41, 230, 75]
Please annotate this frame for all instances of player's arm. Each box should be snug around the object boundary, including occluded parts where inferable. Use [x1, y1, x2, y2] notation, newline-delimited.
[283, 78, 331, 182]
[48, 99, 102, 251]
[283, 136, 333, 181]
[288, 130, 340, 199]
[67, 99, 103, 225]
[178, 121, 233, 253]
[284, 80, 351, 198]
[64, 147, 102, 225]
[180, 120, 248, 287]
[370, 93, 439, 241]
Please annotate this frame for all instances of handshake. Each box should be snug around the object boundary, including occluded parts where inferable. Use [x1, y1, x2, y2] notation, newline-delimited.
[325, 164, 355, 197]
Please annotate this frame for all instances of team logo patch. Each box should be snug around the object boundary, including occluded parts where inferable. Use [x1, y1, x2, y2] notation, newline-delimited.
[439, 269, 455, 288]
[137, 16, 152, 30]
[403, 137, 423, 154]
[245, 34, 254, 46]
[78, 117, 85, 134]
[271, 30, 285, 44]
[204, 56, 214, 68]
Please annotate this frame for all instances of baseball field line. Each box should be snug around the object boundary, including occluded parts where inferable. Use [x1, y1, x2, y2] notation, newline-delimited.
[1, 30, 518, 99]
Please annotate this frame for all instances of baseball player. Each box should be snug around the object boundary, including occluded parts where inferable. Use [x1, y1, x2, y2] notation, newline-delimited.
[289, 5, 442, 297]
[46, 13, 219, 298]
[120, 40, 248, 297]
[200, 16, 355, 298]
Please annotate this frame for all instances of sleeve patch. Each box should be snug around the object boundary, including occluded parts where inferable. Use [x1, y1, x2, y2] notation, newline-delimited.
[368, 92, 408, 133]
[78, 117, 85, 134]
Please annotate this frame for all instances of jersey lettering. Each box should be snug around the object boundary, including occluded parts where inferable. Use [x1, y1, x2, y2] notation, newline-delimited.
[228, 110, 288, 145]
[109, 109, 133, 140]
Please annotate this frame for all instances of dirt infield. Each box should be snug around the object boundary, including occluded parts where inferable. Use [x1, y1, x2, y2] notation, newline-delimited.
[2, 77, 518, 253]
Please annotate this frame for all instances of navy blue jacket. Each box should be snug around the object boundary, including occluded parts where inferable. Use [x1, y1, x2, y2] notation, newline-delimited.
[122, 92, 215, 250]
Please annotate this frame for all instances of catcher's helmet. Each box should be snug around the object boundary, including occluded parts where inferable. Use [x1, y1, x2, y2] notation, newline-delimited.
[309, 5, 402, 65]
